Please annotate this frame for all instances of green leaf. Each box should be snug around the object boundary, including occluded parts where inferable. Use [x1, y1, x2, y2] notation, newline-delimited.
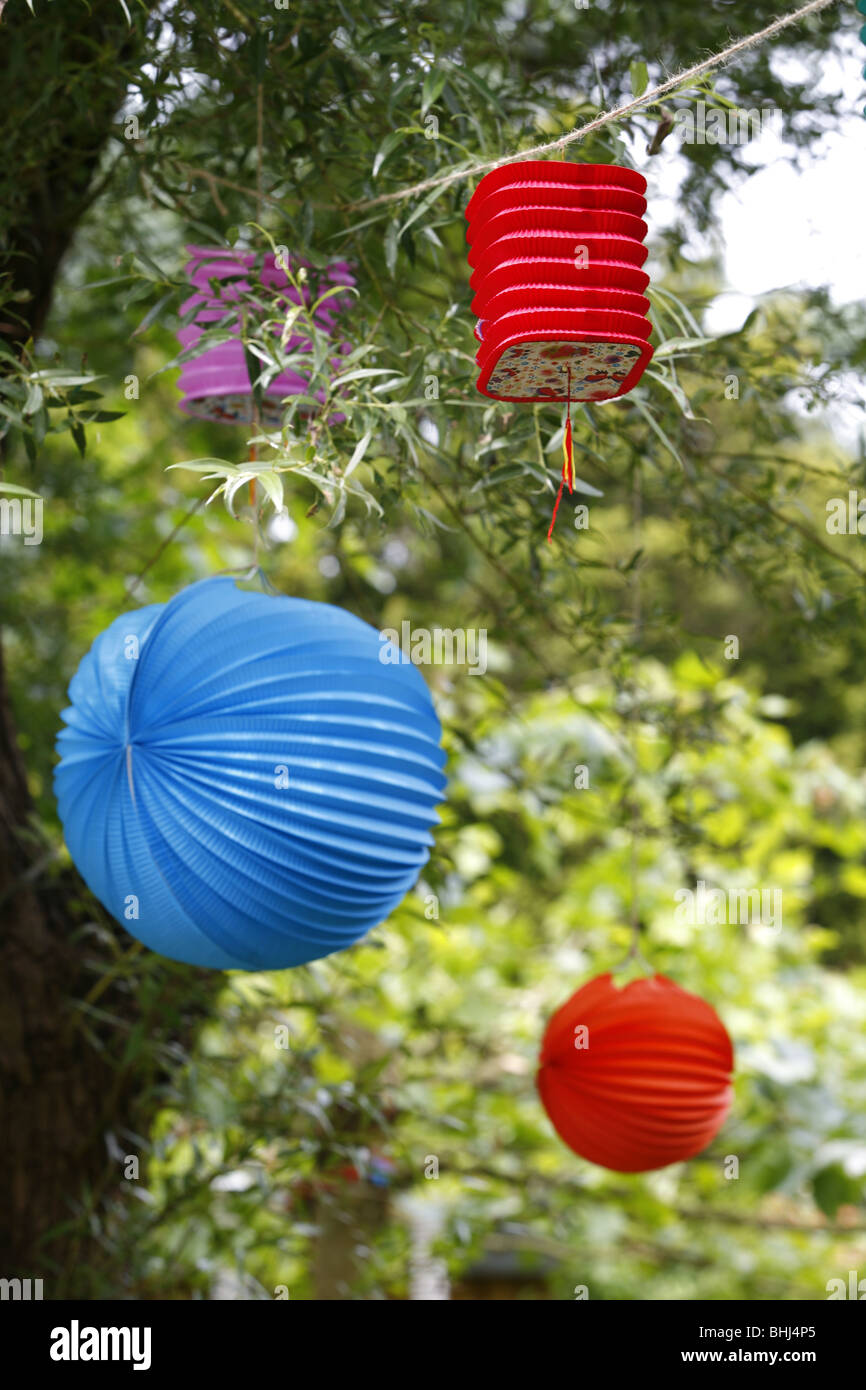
[399, 181, 452, 240]
[31, 406, 48, 445]
[647, 369, 698, 419]
[384, 220, 399, 274]
[570, 475, 604, 497]
[653, 336, 718, 359]
[371, 375, 410, 394]
[256, 471, 284, 513]
[632, 397, 685, 470]
[630, 61, 649, 98]
[70, 421, 86, 459]
[133, 291, 176, 338]
[133, 248, 171, 282]
[330, 367, 396, 387]
[30, 372, 101, 388]
[344, 429, 373, 478]
[372, 129, 411, 179]
[167, 458, 242, 475]
[0, 481, 41, 498]
[242, 342, 265, 411]
[471, 462, 528, 490]
[421, 65, 447, 116]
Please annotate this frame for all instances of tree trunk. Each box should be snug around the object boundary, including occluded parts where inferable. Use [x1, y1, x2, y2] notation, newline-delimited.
[0, 2, 148, 351]
[0, 0, 177, 1294]
[0, 640, 114, 1285]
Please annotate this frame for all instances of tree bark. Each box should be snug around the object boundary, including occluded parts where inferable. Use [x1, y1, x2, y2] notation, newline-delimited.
[0, 0, 176, 1294]
[0, 1, 147, 349]
[0, 638, 111, 1284]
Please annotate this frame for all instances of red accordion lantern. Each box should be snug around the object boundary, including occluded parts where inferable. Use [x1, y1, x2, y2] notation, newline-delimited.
[466, 161, 653, 537]
[537, 973, 734, 1173]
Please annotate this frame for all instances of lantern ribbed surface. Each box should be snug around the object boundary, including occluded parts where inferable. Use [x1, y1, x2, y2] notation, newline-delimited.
[537, 973, 734, 1172]
[54, 578, 446, 971]
[176, 246, 355, 426]
[466, 161, 653, 402]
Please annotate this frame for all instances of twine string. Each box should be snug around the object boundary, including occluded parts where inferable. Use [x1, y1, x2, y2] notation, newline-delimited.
[350, 0, 839, 212]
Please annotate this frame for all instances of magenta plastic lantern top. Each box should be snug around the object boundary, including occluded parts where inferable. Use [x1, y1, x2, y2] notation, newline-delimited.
[175, 245, 355, 427]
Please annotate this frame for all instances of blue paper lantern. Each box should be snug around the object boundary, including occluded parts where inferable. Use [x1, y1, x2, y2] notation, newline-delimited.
[55, 577, 446, 970]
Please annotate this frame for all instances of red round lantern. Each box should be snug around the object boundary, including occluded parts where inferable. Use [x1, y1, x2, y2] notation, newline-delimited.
[465, 160, 654, 538]
[537, 973, 734, 1173]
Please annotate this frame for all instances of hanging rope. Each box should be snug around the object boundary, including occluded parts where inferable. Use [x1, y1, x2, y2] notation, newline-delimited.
[626, 460, 644, 966]
[613, 458, 651, 975]
[350, 0, 839, 212]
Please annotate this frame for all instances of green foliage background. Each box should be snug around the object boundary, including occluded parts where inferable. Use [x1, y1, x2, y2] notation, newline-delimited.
[1, 0, 865, 1298]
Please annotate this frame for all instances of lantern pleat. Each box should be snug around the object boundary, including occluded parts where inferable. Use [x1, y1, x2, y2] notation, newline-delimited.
[465, 161, 647, 218]
[470, 232, 649, 275]
[478, 286, 651, 318]
[537, 973, 734, 1172]
[473, 183, 648, 221]
[55, 578, 446, 971]
[472, 259, 651, 311]
[471, 206, 649, 239]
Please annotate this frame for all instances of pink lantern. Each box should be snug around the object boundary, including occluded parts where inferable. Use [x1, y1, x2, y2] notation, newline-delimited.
[176, 245, 355, 428]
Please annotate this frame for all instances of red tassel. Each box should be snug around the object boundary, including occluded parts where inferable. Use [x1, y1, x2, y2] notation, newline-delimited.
[547, 367, 573, 543]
